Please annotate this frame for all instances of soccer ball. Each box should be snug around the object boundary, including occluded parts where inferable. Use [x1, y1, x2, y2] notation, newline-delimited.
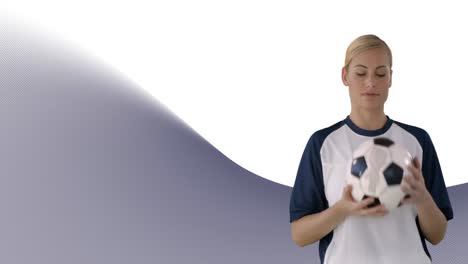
[346, 137, 414, 211]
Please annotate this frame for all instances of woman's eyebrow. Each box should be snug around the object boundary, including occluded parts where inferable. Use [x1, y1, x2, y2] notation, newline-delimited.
[353, 64, 367, 68]
[353, 64, 387, 69]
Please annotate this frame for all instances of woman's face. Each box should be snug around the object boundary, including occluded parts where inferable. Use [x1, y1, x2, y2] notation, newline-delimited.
[342, 48, 392, 112]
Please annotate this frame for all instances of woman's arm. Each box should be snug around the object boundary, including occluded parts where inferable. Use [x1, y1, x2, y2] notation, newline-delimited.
[291, 185, 388, 247]
[401, 158, 448, 245]
[416, 197, 447, 245]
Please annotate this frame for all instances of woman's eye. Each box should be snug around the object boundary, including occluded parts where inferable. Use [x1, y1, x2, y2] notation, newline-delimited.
[356, 73, 365, 76]
[376, 74, 386, 77]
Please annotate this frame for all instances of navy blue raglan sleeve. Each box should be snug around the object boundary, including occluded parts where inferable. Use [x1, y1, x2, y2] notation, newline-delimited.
[421, 131, 454, 221]
[289, 133, 328, 223]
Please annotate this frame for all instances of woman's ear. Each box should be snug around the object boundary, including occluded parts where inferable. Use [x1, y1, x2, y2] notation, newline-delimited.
[342, 67, 349, 86]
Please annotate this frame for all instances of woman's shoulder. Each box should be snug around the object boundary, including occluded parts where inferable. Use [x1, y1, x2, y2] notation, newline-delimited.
[307, 120, 346, 146]
[390, 119, 437, 152]
[391, 119, 430, 138]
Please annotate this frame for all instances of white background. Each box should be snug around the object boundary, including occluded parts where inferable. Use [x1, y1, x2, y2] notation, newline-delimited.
[3, 0, 467, 187]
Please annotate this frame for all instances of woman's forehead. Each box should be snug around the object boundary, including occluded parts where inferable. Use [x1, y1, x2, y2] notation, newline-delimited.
[350, 49, 391, 68]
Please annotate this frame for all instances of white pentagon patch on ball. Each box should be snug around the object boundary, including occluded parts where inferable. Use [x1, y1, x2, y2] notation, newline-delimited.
[346, 137, 414, 211]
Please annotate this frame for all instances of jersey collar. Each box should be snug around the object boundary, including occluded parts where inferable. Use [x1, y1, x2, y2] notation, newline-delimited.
[344, 115, 393, 137]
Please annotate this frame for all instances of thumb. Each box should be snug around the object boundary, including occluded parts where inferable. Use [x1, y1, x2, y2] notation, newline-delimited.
[343, 184, 353, 198]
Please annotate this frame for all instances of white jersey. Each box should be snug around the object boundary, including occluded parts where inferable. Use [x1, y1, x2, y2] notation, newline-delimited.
[290, 116, 453, 264]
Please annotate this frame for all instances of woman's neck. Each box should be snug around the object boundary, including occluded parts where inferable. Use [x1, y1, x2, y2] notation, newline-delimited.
[349, 110, 388, 131]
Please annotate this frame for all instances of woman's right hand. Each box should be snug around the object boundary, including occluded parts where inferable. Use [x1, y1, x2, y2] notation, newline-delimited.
[338, 185, 389, 217]
[291, 184, 388, 246]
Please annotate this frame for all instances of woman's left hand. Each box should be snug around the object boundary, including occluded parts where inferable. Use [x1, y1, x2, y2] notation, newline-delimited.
[400, 158, 432, 205]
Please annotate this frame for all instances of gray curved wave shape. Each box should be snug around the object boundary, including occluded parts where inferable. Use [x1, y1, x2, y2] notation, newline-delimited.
[1, 26, 466, 264]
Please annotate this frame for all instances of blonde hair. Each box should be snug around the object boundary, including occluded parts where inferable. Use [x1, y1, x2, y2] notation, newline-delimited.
[344, 34, 392, 70]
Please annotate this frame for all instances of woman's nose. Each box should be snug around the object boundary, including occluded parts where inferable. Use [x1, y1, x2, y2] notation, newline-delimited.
[365, 76, 376, 89]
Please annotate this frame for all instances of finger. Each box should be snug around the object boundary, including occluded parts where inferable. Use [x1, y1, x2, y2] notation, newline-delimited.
[403, 177, 418, 190]
[342, 184, 351, 194]
[342, 185, 355, 200]
[404, 177, 427, 194]
[355, 197, 375, 210]
[403, 176, 414, 185]
[407, 166, 422, 181]
[412, 157, 421, 169]
[345, 184, 353, 194]
[401, 183, 416, 196]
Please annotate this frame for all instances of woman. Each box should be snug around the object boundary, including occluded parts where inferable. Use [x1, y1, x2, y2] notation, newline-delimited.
[289, 34, 453, 264]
